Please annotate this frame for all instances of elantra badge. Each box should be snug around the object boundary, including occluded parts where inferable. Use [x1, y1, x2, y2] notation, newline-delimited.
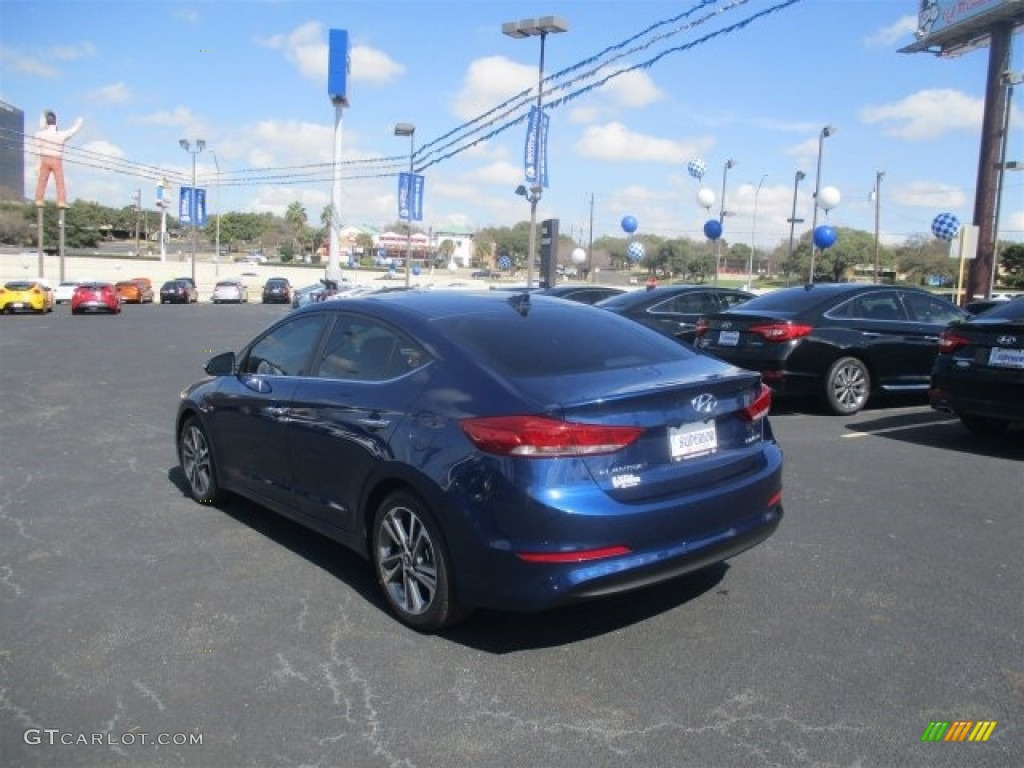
[996, 335, 1018, 346]
[691, 393, 717, 415]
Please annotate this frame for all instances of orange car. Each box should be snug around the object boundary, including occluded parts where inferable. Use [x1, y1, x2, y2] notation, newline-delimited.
[115, 279, 154, 304]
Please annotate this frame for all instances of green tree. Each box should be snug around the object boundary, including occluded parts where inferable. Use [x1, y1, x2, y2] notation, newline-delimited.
[998, 243, 1024, 288]
[285, 201, 307, 255]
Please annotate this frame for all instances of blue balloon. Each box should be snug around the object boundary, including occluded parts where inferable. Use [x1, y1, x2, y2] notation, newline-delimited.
[813, 225, 837, 250]
[703, 219, 722, 240]
[412, 265, 421, 276]
[621, 215, 638, 234]
[931, 212, 960, 242]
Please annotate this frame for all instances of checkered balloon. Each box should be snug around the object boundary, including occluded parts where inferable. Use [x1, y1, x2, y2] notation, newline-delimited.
[627, 241, 645, 263]
[931, 213, 960, 242]
[687, 159, 706, 180]
[498, 254, 512, 270]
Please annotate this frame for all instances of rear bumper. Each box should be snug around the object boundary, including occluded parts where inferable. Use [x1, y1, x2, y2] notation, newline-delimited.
[447, 442, 784, 613]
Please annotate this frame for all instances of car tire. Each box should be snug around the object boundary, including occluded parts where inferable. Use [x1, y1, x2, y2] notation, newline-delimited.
[371, 491, 465, 632]
[958, 413, 1010, 436]
[178, 415, 222, 504]
[824, 356, 870, 415]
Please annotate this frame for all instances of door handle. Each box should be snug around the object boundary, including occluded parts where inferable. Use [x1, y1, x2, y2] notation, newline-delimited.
[357, 418, 391, 430]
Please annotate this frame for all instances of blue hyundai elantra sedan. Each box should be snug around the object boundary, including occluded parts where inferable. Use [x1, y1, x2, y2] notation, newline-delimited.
[176, 290, 783, 631]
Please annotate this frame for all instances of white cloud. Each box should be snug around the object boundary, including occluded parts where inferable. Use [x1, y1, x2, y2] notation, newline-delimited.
[351, 46, 404, 85]
[864, 15, 918, 47]
[173, 8, 200, 25]
[593, 67, 664, 109]
[87, 82, 132, 105]
[574, 123, 694, 163]
[890, 181, 967, 209]
[133, 107, 199, 127]
[52, 42, 97, 61]
[80, 140, 125, 161]
[258, 23, 401, 86]
[454, 56, 534, 120]
[860, 89, 982, 139]
[0, 47, 59, 78]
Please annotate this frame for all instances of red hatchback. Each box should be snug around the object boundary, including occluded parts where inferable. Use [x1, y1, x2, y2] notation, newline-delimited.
[71, 282, 121, 315]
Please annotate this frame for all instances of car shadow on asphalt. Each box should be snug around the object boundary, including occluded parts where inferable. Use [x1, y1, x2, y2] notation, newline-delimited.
[842, 411, 1024, 459]
[167, 467, 728, 650]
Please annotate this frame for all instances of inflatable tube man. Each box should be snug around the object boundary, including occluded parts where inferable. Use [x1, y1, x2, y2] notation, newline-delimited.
[34, 110, 83, 208]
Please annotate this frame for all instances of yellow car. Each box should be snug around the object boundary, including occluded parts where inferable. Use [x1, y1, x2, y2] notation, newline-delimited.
[1, 280, 54, 314]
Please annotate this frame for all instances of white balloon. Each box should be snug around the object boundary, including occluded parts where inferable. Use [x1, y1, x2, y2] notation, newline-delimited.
[818, 186, 841, 211]
[448, 261, 458, 272]
[571, 247, 587, 265]
[697, 187, 715, 209]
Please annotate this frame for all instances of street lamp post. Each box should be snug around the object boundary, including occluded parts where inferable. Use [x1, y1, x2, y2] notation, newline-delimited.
[714, 159, 735, 286]
[394, 123, 416, 288]
[872, 171, 885, 283]
[210, 150, 221, 279]
[748, 174, 767, 290]
[787, 171, 806, 276]
[503, 15, 568, 288]
[990, 70, 1023, 296]
[808, 125, 836, 282]
[179, 138, 205, 284]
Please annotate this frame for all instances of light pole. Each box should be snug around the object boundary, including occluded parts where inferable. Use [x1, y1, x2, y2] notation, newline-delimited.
[787, 171, 806, 277]
[808, 125, 836, 282]
[748, 174, 767, 290]
[394, 122, 415, 289]
[210, 150, 221, 278]
[179, 138, 205, 284]
[503, 15, 568, 288]
[872, 171, 885, 283]
[714, 158, 735, 286]
[991, 70, 1023, 296]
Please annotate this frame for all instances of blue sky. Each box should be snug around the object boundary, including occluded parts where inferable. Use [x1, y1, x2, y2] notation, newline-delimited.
[1, 0, 1021, 249]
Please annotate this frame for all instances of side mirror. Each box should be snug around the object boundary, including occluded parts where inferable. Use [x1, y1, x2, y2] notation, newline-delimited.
[204, 351, 236, 376]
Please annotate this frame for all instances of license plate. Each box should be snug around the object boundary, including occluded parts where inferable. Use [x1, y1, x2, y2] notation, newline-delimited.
[12, 302, 26, 308]
[989, 347, 1024, 369]
[718, 330, 740, 346]
[669, 421, 718, 460]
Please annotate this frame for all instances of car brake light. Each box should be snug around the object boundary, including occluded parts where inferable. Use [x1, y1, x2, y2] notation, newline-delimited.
[695, 318, 709, 338]
[460, 415, 644, 457]
[741, 384, 772, 422]
[937, 330, 969, 354]
[748, 322, 813, 342]
[516, 545, 632, 563]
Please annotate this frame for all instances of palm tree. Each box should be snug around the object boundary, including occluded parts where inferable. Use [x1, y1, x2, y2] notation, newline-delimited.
[285, 201, 307, 256]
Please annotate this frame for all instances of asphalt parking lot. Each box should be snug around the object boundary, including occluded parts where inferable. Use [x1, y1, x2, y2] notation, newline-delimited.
[1, 301, 1021, 768]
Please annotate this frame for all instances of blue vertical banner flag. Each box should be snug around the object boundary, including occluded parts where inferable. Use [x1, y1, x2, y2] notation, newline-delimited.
[523, 106, 550, 189]
[179, 187, 193, 224]
[194, 188, 207, 226]
[398, 173, 424, 222]
[178, 187, 207, 226]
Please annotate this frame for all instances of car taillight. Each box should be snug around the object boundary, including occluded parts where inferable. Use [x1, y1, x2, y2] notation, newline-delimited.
[460, 415, 644, 457]
[748, 322, 813, 342]
[516, 545, 632, 563]
[695, 318, 710, 338]
[741, 384, 772, 422]
[937, 330, 969, 355]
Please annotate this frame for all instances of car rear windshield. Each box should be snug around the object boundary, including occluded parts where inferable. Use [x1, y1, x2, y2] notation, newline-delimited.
[975, 298, 1024, 321]
[437, 303, 693, 376]
[4, 282, 36, 290]
[729, 286, 847, 312]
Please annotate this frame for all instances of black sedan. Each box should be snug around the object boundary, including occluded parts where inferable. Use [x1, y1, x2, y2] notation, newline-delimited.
[262, 277, 292, 304]
[176, 291, 783, 631]
[596, 285, 754, 343]
[535, 284, 626, 304]
[930, 296, 1024, 434]
[695, 283, 968, 415]
[159, 279, 198, 304]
